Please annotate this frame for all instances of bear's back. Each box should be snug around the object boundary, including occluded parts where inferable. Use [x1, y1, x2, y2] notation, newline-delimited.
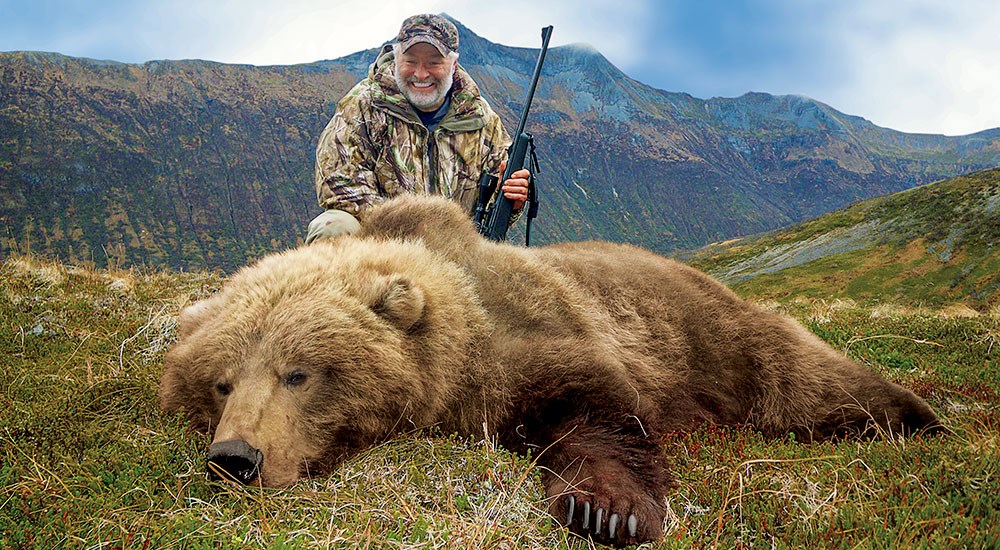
[534, 240, 749, 323]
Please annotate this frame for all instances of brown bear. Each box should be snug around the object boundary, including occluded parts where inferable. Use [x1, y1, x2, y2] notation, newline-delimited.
[160, 195, 941, 547]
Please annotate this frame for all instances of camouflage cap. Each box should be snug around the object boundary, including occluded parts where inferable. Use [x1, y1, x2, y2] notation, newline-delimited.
[397, 14, 459, 56]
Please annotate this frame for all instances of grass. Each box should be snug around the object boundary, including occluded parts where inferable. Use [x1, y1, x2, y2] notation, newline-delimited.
[685, 168, 1000, 311]
[1, 254, 998, 549]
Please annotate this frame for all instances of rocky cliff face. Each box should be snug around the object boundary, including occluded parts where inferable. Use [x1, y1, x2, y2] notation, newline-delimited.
[1, 52, 360, 269]
[2, 20, 998, 270]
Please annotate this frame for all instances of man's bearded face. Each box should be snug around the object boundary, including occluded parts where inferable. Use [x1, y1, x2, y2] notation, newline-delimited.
[395, 43, 455, 111]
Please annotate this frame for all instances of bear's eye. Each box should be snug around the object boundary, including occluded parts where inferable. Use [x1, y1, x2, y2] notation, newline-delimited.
[284, 371, 308, 388]
[215, 382, 232, 396]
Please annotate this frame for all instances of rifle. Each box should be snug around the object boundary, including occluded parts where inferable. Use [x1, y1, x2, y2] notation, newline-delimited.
[474, 25, 552, 244]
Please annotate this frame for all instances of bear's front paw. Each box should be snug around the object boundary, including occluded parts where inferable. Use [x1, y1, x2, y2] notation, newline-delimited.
[546, 465, 667, 547]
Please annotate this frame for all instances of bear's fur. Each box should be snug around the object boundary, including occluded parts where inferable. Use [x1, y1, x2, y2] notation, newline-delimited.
[160, 195, 941, 546]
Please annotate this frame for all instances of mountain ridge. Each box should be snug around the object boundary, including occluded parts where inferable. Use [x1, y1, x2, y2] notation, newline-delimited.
[2, 19, 998, 270]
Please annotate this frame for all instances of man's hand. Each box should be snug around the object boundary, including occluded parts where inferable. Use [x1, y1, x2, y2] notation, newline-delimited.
[498, 160, 531, 211]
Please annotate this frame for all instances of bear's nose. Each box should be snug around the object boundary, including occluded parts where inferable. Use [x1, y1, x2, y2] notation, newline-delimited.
[207, 439, 263, 484]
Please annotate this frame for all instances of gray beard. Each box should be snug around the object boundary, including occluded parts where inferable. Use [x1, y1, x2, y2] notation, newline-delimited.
[395, 70, 454, 111]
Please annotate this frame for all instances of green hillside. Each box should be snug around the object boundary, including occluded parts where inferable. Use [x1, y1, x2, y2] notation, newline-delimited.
[685, 167, 1000, 310]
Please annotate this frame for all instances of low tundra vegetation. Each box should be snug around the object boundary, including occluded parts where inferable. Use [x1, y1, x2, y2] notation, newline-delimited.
[1, 255, 997, 548]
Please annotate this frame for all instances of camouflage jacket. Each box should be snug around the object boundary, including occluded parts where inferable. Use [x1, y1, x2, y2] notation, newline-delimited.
[314, 45, 511, 219]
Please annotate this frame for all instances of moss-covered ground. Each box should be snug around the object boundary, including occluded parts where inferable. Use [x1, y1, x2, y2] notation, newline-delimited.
[1, 255, 997, 548]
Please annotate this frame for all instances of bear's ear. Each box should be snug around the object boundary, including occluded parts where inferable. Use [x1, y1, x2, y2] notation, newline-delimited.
[177, 296, 222, 339]
[369, 275, 425, 331]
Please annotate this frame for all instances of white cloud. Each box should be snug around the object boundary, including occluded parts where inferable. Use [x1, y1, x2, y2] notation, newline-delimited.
[437, 0, 652, 68]
[824, 0, 1000, 135]
[185, 0, 653, 69]
[4, 0, 996, 134]
[3, 0, 654, 68]
[218, 0, 449, 65]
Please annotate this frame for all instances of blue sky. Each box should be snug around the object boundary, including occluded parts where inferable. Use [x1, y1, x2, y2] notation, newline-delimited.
[2, 0, 997, 136]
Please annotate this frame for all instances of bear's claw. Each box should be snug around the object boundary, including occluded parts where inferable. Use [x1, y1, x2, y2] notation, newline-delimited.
[561, 493, 643, 545]
[608, 513, 620, 539]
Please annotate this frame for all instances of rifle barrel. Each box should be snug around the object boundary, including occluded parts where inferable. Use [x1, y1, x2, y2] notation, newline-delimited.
[481, 25, 552, 243]
[513, 26, 553, 137]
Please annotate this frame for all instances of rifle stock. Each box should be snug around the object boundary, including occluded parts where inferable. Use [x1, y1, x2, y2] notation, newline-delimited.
[481, 132, 532, 241]
[479, 25, 552, 242]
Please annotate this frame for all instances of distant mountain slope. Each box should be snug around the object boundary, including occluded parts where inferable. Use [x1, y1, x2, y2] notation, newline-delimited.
[684, 168, 1000, 308]
[2, 17, 999, 270]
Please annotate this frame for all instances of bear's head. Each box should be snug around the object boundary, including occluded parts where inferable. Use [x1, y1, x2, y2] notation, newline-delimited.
[159, 238, 488, 487]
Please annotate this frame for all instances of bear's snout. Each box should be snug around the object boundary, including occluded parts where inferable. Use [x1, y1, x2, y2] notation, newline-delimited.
[207, 439, 264, 484]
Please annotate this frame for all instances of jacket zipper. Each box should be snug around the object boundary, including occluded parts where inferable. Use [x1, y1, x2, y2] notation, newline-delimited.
[426, 128, 439, 195]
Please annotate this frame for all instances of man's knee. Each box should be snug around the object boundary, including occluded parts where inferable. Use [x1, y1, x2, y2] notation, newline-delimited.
[305, 209, 361, 244]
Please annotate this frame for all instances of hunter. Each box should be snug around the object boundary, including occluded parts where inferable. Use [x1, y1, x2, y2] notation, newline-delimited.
[307, 13, 531, 242]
